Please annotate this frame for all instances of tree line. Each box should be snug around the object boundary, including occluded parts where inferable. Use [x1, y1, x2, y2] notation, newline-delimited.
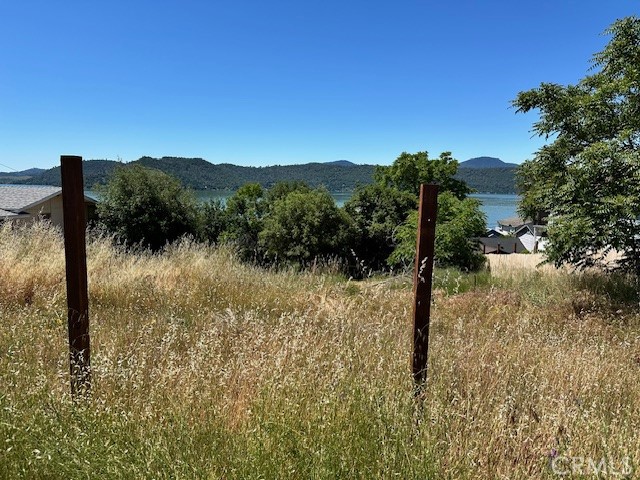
[96, 151, 487, 274]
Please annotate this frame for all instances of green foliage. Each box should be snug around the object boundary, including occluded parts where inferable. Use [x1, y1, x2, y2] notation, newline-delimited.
[221, 183, 266, 260]
[348, 151, 485, 272]
[260, 188, 353, 264]
[374, 151, 471, 199]
[513, 16, 640, 273]
[263, 180, 312, 206]
[198, 199, 227, 244]
[343, 184, 417, 270]
[96, 165, 199, 251]
[455, 167, 517, 194]
[388, 192, 487, 271]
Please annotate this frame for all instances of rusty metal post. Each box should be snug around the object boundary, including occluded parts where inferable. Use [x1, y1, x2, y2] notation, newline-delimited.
[61, 155, 91, 397]
[412, 184, 438, 387]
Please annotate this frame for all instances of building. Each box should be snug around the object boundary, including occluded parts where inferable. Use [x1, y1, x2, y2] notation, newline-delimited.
[515, 224, 548, 253]
[496, 216, 529, 235]
[476, 237, 527, 254]
[0, 185, 96, 227]
[494, 216, 547, 253]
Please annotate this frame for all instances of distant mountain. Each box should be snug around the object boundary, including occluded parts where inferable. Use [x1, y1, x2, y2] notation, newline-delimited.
[325, 160, 357, 167]
[0, 167, 46, 179]
[16, 160, 123, 188]
[459, 157, 518, 169]
[7, 156, 518, 194]
[12, 157, 376, 192]
[454, 168, 517, 194]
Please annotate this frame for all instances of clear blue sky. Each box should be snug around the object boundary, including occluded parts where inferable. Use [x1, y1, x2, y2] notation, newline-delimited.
[0, 0, 637, 171]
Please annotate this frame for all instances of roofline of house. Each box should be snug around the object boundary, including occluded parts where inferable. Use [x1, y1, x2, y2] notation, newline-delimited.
[18, 190, 96, 212]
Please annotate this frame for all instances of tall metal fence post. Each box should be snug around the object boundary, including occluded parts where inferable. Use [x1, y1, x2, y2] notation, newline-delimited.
[412, 183, 438, 387]
[61, 155, 91, 397]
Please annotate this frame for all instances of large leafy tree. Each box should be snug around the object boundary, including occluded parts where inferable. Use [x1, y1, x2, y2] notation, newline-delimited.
[344, 184, 417, 270]
[345, 150, 485, 272]
[96, 165, 199, 251]
[514, 16, 640, 272]
[374, 151, 471, 199]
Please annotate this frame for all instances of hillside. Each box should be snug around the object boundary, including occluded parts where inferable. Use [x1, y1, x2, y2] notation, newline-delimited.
[0, 167, 46, 183]
[8, 156, 518, 193]
[13, 157, 376, 191]
[459, 156, 519, 169]
[455, 167, 517, 194]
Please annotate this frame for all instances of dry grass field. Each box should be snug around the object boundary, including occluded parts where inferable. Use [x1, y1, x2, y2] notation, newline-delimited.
[1, 222, 639, 478]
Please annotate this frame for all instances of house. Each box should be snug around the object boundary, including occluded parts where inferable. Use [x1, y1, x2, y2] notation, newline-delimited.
[496, 216, 530, 235]
[0, 185, 96, 227]
[476, 237, 527, 254]
[484, 228, 504, 238]
[515, 224, 548, 253]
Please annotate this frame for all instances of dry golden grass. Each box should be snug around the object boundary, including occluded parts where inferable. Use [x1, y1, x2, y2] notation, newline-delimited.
[1, 222, 639, 478]
[487, 252, 561, 277]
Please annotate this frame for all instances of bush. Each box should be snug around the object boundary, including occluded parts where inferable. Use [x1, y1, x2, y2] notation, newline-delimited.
[343, 184, 417, 271]
[260, 188, 353, 264]
[96, 165, 199, 251]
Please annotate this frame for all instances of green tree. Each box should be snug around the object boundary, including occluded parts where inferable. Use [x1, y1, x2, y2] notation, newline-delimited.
[374, 151, 471, 199]
[344, 150, 484, 272]
[221, 183, 266, 260]
[198, 199, 227, 244]
[263, 180, 311, 206]
[513, 16, 640, 272]
[96, 165, 199, 251]
[388, 192, 487, 271]
[260, 188, 353, 264]
[343, 184, 417, 270]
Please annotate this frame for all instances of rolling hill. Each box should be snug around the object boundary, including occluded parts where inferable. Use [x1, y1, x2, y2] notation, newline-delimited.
[6, 157, 376, 192]
[459, 156, 519, 169]
[3, 156, 519, 193]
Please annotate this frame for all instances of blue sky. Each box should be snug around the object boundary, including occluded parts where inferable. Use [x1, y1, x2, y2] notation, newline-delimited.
[0, 1, 637, 171]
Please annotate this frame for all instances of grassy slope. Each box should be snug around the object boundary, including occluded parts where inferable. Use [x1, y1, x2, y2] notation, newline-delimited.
[1, 223, 639, 478]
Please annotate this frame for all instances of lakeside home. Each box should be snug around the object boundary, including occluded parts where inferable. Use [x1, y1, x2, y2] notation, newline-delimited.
[477, 215, 548, 254]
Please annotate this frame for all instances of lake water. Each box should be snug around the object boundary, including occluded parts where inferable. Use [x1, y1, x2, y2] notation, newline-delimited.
[195, 190, 519, 230]
[469, 193, 520, 229]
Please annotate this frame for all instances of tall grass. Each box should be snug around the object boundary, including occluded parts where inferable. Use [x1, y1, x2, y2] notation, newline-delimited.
[1, 222, 639, 478]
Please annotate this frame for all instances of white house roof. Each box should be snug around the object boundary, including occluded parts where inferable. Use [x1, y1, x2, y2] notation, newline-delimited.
[497, 216, 526, 227]
[0, 185, 62, 212]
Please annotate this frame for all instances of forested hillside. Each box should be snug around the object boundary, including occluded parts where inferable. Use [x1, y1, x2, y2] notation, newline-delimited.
[455, 167, 517, 194]
[9, 157, 375, 191]
[4, 156, 518, 193]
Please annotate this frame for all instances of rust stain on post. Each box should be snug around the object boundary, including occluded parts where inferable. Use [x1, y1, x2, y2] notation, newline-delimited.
[412, 183, 438, 387]
[61, 155, 91, 397]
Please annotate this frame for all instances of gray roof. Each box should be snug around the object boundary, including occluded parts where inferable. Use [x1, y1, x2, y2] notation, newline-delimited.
[476, 237, 527, 253]
[497, 216, 526, 227]
[0, 208, 19, 217]
[0, 185, 62, 212]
